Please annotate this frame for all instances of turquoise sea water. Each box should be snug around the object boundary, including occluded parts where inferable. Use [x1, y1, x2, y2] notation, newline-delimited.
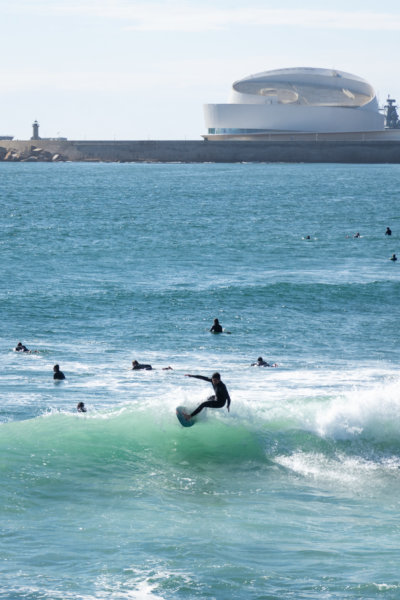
[1, 162, 400, 599]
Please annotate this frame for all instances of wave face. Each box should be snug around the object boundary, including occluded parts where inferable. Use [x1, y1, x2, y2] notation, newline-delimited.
[2, 162, 400, 599]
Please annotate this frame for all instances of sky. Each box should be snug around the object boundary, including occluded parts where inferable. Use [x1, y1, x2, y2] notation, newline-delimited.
[1, 0, 400, 140]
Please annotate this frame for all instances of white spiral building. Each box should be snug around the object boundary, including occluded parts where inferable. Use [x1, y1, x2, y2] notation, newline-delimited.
[203, 67, 384, 140]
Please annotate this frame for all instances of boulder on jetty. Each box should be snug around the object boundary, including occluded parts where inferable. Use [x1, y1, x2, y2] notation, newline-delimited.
[0, 145, 66, 162]
[31, 147, 54, 161]
[4, 150, 21, 161]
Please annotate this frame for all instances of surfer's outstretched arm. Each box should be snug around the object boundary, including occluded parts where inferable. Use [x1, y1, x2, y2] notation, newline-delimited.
[185, 374, 212, 382]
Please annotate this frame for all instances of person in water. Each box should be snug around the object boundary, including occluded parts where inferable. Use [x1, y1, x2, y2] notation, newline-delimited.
[15, 342, 30, 352]
[386, 227, 392, 236]
[184, 372, 231, 419]
[53, 364, 65, 380]
[132, 360, 153, 370]
[354, 232, 361, 238]
[390, 253, 397, 261]
[131, 360, 172, 371]
[251, 356, 276, 367]
[77, 402, 87, 413]
[252, 356, 270, 367]
[210, 318, 223, 333]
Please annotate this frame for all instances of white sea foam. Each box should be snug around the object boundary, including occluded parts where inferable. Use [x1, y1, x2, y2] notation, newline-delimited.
[224, 366, 400, 437]
[313, 376, 400, 441]
[275, 450, 400, 489]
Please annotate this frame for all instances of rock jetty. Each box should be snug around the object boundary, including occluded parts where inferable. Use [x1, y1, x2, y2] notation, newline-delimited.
[1, 138, 400, 163]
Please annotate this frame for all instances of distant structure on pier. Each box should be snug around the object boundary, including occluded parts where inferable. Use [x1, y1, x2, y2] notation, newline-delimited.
[29, 120, 67, 141]
[384, 97, 400, 129]
[31, 120, 40, 140]
[203, 67, 387, 140]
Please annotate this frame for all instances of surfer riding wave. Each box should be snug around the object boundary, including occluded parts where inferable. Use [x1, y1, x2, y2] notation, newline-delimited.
[184, 372, 231, 419]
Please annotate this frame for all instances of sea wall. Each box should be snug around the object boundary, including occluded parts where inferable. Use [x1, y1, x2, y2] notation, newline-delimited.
[1, 139, 400, 163]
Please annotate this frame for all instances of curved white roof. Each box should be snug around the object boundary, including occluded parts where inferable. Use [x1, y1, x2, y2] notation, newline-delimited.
[230, 67, 376, 108]
[204, 67, 384, 136]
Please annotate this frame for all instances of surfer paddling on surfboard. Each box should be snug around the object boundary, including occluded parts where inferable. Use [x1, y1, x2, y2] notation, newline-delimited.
[251, 356, 278, 367]
[182, 372, 231, 421]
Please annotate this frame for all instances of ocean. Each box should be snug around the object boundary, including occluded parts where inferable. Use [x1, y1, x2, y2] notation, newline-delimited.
[1, 161, 400, 599]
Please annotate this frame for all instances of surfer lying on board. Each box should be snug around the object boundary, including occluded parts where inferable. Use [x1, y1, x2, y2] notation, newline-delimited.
[183, 372, 231, 419]
[15, 342, 30, 352]
[14, 341, 40, 353]
[251, 356, 278, 367]
[132, 360, 153, 370]
[132, 360, 173, 371]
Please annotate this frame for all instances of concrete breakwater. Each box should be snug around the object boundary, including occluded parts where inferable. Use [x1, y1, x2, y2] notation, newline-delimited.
[1, 138, 400, 163]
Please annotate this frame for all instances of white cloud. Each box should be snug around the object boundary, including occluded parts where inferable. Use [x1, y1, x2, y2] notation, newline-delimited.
[4, 1, 400, 32]
[0, 70, 172, 93]
[0, 58, 243, 94]
[122, 7, 400, 33]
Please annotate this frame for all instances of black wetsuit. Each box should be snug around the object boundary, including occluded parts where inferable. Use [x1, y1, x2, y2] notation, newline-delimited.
[132, 363, 152, 370]
[15, 344, 29, 352]
[189, 375, 231, 417]
[53, 371, 65, 380]
[210, 323, 223, 333]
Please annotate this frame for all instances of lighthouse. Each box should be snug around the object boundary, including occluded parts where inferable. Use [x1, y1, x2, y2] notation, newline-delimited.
[31, 120, 40, 140]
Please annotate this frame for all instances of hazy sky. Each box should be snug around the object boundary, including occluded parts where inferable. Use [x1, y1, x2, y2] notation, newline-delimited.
[1, 0, 400, 140]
